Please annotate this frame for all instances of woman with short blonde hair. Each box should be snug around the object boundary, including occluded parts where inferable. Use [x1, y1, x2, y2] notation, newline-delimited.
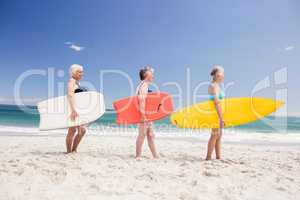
[65, 64, 87, 153]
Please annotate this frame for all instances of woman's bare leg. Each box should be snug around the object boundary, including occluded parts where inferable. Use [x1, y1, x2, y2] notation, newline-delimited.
[72, 126, 86, 152]
[146, 127, 159, 158]
[136, 123, 146, 159]
[206, 129, 219, 160]
[215, 129, 222, 159]
[66, 127, 77, 153]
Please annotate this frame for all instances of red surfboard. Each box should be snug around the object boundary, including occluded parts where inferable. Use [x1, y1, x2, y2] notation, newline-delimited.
[113, 92, 173, 125]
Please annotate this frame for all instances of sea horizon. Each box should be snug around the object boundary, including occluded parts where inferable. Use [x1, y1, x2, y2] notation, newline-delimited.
[0, 104, 299, 136]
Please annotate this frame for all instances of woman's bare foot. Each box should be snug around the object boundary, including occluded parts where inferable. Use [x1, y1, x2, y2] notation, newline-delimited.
[65, 151, 76, 155]
[153, 154, 160, 159]
[205, 156, 212, 161]
[135, 156, 142, 161]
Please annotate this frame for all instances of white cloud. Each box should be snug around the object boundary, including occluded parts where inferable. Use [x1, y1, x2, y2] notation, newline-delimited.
[65, 42, 85, 52]
[70, 44, 85, 52]
[284, 46, 294, 51]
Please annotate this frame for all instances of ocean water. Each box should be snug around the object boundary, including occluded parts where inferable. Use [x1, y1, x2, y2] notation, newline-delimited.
[0, 104, 299, 136]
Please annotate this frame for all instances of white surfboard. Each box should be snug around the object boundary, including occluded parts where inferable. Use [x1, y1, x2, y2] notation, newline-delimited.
[38, 91, 105, 130]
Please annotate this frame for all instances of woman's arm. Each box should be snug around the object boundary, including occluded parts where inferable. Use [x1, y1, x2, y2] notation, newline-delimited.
[67, 79, 78, 121]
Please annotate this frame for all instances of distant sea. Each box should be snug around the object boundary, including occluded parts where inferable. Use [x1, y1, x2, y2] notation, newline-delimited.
[0, 104, 299, 135]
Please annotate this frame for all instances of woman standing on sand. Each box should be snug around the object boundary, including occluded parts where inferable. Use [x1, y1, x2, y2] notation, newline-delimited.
[206, 66, 225, 160]
[135, 66, 159, 160]
[66, 64, 87, 153]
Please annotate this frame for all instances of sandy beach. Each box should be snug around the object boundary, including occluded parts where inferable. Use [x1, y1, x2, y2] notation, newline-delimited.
[2, 0, 300, 199]
[0, 132, 299, 200]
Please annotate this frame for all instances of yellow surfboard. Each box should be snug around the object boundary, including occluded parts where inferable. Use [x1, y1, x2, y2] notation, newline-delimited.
[170, 97, 284, 129]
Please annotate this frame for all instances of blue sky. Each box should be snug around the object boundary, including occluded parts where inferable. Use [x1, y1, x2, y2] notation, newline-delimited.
[0, 0, 299, 115]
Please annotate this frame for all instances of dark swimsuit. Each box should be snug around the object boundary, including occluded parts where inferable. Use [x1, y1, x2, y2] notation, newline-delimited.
[74, 87, 88, 93]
